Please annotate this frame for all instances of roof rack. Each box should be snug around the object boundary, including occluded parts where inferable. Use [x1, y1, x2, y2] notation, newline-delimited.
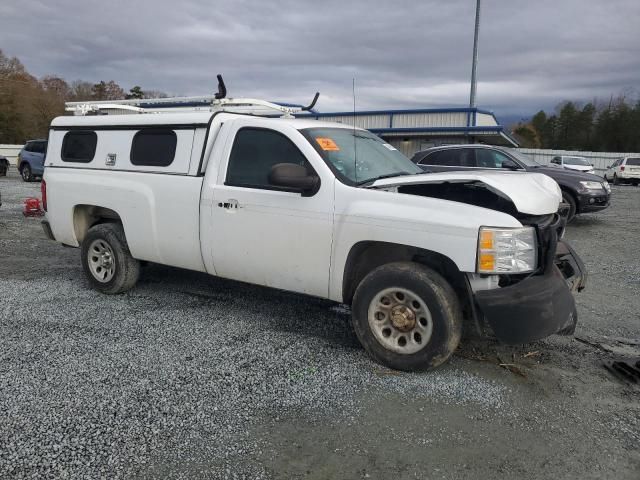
[65, 74, 319, 118]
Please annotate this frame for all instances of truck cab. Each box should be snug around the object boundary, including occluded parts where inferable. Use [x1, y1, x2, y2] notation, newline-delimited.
[41, 90, 586, 371]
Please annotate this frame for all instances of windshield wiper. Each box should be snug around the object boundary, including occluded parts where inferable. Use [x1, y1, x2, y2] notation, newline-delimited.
[356, 171, 413, 187]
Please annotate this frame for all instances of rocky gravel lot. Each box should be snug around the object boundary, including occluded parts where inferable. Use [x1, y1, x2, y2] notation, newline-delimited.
[1, 170, 639, 479]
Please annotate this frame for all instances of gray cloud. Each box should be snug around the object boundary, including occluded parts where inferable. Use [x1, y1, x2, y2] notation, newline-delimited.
[2, 0, 639, 119]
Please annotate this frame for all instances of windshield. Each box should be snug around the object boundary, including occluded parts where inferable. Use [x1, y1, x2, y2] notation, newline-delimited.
[300, 127, 422, 185]
[564, 156, 590, 166]
[504, 148, 543, 167]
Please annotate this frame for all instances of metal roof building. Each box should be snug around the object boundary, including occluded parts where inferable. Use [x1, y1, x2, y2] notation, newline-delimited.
[298, 107, 518, 157]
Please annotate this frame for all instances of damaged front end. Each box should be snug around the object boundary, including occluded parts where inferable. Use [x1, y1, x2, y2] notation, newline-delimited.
[472, 213, 586, 344]
[372, 171, 586, 344]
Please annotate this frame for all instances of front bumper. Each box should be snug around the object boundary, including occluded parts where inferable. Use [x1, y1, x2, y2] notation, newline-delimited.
[577, 190, 610, 213]
[473, 238, 586, 345]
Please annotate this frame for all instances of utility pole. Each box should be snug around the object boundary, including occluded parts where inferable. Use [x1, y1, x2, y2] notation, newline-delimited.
[469, 0, 481, 108]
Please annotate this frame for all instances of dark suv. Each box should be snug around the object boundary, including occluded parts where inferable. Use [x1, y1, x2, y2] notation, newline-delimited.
[411, 144, 611, 221]
[17, 139, 47, 182]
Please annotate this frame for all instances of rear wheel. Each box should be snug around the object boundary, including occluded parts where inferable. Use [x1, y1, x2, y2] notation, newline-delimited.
[351, 262, 462, 371]
[613, 174, 620, 185]
[81, 223, 140, 294]
[561, 191, 577, 223]
[20, 164, 33, 182]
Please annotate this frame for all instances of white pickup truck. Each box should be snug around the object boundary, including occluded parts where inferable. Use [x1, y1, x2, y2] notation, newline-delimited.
[41, 93, 586, 371]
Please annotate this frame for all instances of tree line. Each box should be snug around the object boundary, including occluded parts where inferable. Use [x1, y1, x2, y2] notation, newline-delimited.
[0, 50, 167, 144]
[512, 95, 640, 152]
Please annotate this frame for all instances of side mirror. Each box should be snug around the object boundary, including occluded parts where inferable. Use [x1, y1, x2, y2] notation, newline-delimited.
[269, 163, 319, 195]
[501, 159, 520, 170]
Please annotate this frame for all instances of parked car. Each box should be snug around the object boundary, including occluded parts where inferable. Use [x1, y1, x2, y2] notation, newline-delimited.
[17, 139, 47, 182]
[549, 155, 595, 174]
[42, 89, 586, 372]
[603, 157, 640, 185]
[411, 145, 611, 221]
[0, 155, 9, 176]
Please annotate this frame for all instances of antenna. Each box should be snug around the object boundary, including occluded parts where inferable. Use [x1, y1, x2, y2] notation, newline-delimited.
[302, 92, 320, 112]
[353, 77, 357, 184]
[215, 74, 227, 99]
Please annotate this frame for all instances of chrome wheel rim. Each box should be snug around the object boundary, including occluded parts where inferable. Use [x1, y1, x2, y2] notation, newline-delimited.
[21, 167, 30, 181]
[368, 287, 433, 354]
[88, 239, 115, 283]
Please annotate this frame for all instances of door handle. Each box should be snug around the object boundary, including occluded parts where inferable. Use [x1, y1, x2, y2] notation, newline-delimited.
[217, 199, 239, 210]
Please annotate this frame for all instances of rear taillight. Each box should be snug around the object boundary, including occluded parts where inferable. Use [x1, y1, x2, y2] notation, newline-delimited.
[620, 166, 625, 171]
[41, 179, 47, 211]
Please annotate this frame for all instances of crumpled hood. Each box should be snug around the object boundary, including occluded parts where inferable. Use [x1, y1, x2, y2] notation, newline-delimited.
[369, 171, 562, 215]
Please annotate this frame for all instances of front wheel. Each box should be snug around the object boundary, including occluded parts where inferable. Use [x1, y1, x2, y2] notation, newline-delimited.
[81, 223, 140, 294]
[21, 164, 33, 182]
[561, 191, 577, 223]
[351, 262, 462, 371]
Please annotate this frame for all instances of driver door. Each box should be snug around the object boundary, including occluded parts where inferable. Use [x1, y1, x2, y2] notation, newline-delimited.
[208, 120, 334, 298]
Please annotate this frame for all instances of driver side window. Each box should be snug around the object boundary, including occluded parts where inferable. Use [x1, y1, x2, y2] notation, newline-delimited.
[226, 128, 313, 189]
[475, 149, 514, 168]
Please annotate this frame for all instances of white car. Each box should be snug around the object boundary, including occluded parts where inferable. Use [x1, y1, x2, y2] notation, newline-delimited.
[40, 83, 586, 371]
[549, 155, 595, 174]
[603, 157, 640, 186]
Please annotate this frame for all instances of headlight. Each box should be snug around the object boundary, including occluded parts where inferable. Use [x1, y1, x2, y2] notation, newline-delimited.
[602, 181, 611, 193]
[579, 181, 604, 191]
[477, 227, 537, 274]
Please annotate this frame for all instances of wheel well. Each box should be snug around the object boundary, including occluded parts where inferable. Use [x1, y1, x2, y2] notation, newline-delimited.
[560, 185, 578, 201]
[342, 241, 467, 305]
[73, 205, 122, 244]
[559, 186, 578, 209]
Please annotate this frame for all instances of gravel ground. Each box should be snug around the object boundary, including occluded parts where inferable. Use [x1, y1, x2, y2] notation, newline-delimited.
[0, 170, 639, 479]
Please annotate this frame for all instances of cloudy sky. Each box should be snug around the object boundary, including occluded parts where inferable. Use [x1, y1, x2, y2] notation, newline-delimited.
[2, 0, 639, 121]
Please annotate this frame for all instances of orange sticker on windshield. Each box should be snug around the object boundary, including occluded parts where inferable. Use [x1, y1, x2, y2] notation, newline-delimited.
[315, 137, 340, 151]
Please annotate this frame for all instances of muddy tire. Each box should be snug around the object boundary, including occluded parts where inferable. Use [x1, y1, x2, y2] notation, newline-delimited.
[81, 223, 140, 294]
[561, 191, 577, 223]
[351, 262, 462, 371]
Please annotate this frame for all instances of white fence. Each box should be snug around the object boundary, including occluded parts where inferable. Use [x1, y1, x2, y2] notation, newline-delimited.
[0, 144, 24, 165]
[516, 148, 640, 177]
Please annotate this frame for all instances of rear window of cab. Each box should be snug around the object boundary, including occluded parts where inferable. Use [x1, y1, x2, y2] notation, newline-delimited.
[626, 158, 640, 166]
